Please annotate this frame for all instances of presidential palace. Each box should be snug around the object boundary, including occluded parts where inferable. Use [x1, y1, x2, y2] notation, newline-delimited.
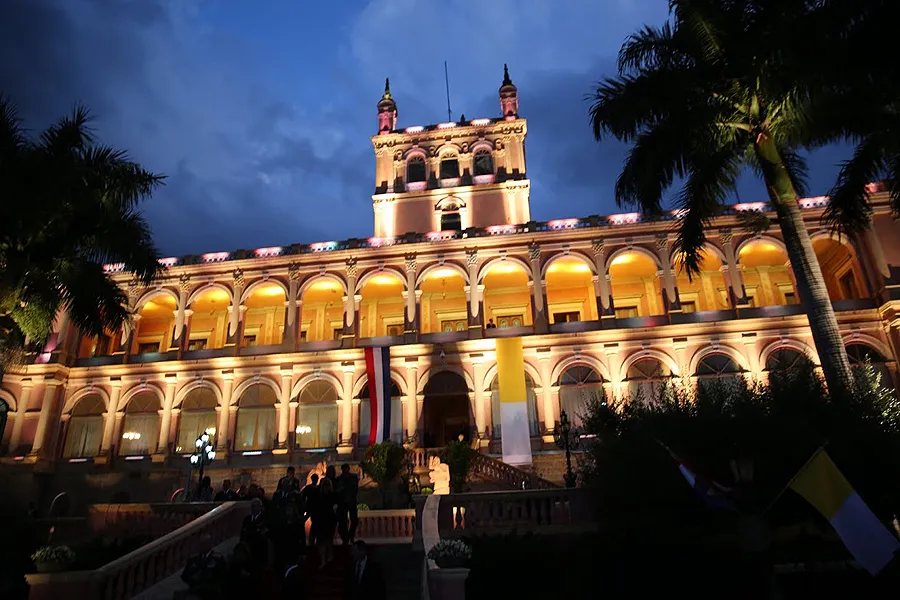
[3, 68, 900, 505]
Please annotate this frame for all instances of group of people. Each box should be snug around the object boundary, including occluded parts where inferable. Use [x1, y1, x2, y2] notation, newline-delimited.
[183, 464, 382, 599]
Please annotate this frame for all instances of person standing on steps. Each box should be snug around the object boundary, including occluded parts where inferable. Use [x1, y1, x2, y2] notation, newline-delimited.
[337, 463, 359, 544]
[344, 541, 385, 600]
[311, 477, 338, 569]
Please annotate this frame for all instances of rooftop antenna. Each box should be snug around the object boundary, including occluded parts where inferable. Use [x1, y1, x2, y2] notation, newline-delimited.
[444, 61, 452, 122]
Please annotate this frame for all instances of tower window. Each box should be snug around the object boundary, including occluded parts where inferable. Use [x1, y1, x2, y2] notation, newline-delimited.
[440, 155, 460, 179]
[407, 156, 426, 183]
[474, 150, 493, 176]
[440, 212, 462, 231]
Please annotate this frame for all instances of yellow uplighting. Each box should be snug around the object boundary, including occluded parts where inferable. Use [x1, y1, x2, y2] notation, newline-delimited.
[428, 268, 460, 280]
[252, 284, 285, 297]
[488, 263, 522, 275]
[309, 280, 340, 292]
[196, 288, 230, 303]
[739, 241, 778, 257]
[548, 261, 591, 274]
[370, 274, 400, 286]
[611, 253, 635, 266]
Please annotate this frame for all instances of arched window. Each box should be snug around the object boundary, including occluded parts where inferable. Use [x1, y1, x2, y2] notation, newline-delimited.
[490, 374, 539, 439]
[176, 387, 218, 453]
[557, 365, 605, 427]
[474, 150, 493, 176]
[63, 395, 105, 458]
[359, 380, 403, 445]
[765, 347, 812, 374]
[235, 384, 277, 451]
[440, 154, 460, 179]
[625, 359, 673, 403]
[120, 392, 160, 456]
[296, 381, 339, 449]
[847, 343, 894, 395]
[407, 156, 426, 183]
[695, 353, 744, 382]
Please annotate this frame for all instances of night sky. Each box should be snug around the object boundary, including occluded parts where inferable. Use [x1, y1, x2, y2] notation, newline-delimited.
[1, 0, 852, 256]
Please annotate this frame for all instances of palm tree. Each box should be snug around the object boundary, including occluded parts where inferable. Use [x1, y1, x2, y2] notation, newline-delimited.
[0, 96, 164, 376]
[588, 0, 857, 397]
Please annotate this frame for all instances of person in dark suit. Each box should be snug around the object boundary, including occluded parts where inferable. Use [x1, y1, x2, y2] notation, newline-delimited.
[344, 541, 385, 600]
[336, 463, 359, 544]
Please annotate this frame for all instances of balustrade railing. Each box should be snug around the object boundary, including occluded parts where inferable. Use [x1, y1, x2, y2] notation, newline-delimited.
[27, 501, 250, 600]
[86, 502, 218, 540]
[470, 453, 559, 490]
[356, 509, 416, 542]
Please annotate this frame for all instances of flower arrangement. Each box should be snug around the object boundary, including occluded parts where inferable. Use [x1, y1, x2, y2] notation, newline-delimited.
[426, 539, 471, 568]
[31, 545, 75, 568]
[357, 503, 371, 511]
[420, 487, 434, 495]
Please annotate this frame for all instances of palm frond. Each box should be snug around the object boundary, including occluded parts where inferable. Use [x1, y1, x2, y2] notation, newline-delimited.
[56, 260, 129, 336]
[618, 23, 683, 74]
[823, 135, 885, 236]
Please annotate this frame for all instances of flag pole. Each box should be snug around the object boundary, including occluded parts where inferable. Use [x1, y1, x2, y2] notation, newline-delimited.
[762, 441, 829, 515]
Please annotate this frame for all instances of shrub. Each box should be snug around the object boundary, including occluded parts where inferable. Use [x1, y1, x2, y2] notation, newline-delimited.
[360, 440, 407, 507]
[357, 503, 370, 512]
[30, 546, 75, 564]
[438, 440, 478, 493]
[426, 539, 471, 568]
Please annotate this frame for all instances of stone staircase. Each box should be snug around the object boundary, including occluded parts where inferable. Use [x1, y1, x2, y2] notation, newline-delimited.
[470, 453, 560, 490]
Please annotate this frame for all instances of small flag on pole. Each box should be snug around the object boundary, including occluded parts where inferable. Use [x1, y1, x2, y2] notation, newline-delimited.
[789, 449, 899, 575]
[676, 457, 737, 511]
[363, 347, 392, 445]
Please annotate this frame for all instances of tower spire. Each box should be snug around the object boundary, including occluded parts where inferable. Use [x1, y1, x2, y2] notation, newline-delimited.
[502, 63, 512, 86]
[499, 64, 518, 120]
[377, 77, 398, 134]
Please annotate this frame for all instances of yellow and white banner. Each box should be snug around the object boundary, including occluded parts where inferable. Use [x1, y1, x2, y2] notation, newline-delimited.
[496, 337, 533, 466]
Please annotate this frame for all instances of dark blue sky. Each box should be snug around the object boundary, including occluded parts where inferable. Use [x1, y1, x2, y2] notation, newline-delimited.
[2, 0, 851, 256]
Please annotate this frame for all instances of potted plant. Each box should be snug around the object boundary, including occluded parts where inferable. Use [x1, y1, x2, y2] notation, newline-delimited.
[426, 539, 471, 569]
[31, 546, 75, 573]
[356, 503, 370, 512]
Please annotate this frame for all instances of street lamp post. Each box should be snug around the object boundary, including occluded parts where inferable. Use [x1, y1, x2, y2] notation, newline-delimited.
[553, 410, 582, 488]
[190, 430, 216, 497]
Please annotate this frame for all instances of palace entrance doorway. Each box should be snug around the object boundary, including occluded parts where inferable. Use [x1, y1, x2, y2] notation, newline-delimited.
[422, 371, 471, 448]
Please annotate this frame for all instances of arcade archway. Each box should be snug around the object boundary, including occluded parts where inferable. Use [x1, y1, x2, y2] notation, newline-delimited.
[422, 371, 471, 447]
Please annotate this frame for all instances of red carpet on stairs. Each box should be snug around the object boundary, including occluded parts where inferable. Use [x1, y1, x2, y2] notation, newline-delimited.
[301, 544, 350, 599]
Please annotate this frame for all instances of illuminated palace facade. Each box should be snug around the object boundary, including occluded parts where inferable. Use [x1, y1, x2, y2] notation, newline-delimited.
[2, 69, 900, 483]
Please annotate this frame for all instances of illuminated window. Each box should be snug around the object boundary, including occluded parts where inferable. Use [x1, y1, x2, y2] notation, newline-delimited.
[137, 342, 160, 354]
[235, 384, 277, 451]
[441, 319, 467, 332]
[242, 334, 257, 347]
[839, 272, 859, 300]
[496, 315, 524, 328]
[63, 395, 105, 458]
[187, 339, 207, 351]
[440, 155, 460, 179]
[680, 301, 697, 314]
[407, 156, 426, 183]
[695, 353, 743, 382]
[386, 324, 404, 337]
[615, 306, 639, 319]
[440, 212, 462, 231]
[359, 381, 403, 445]
[333, 328, 343, 341]
[296, 381, 339, 449]
[474, 150, 493, 176]
[176, 387, 218, 453]
[625, 359, 672, 404]
[119, 392, 160, 456]
[553, 311, 580, 323]
[557, 366, 605, 427]
[765, 347, 812, 374]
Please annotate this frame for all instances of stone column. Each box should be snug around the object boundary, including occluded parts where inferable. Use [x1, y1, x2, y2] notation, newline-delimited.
[277, 368, 293, 448]
[338, 364, 355, 454]
[404, 360, 418, 444]
[227, 269, 245, 346]
[465, 249, 483, 337]
[101, 382, 123, 454]
[656, 235, 681, 312]
[31, 379, 62, 457]
[720, 229, 748, 306]
[157, 376, 177, 454]
[539, 353, 555, 440]
[470, 355, 487, 440]
[867, 221, 891, 281]
[404, 254, 419, 342]
[591, 240, 615, 318]
[343, 260, 359, 347]
[604, 345, 623, 401]
[216, 373, 234, 451]
[8, 381, 33, 452]
[172, 275, 192, 350]
[529, 243, 549, 333]
[284, 264, 302, 347]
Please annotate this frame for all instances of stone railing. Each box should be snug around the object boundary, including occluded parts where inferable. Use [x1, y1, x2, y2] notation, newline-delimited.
[27, 501, 250, 600]
[414, 488, 599, 541]
[86, 502, 219, 540]
[356, 509, 416, 543]
[470, 453, 559, 490]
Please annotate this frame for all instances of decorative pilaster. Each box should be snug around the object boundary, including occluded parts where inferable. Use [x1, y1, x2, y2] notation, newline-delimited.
[100, 381, 123, 453]
[173, 275, 192, 350]
[217, 373, 234, 451]
[528, 243, 549, 333]
[157, 375, 177, 454]
[538, 353, 555, 440]
[591, 240, 615, 318]
[343, 260, 359, 345]
[31, 379, 62, 458]
[277, 368, 293, 449]
[284, 264, 302, 347]
[404, 361, 418, 444]
[8, 381, 33, 453]
[656, 235, 681, 312]
[465, 250, 483, 337]
[404, 255, 419, 340]
[470, 355, 487, 440]
[338, 364, 355, 454]
[227, 269, 245, 345]
[720, 229, 748, 306]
